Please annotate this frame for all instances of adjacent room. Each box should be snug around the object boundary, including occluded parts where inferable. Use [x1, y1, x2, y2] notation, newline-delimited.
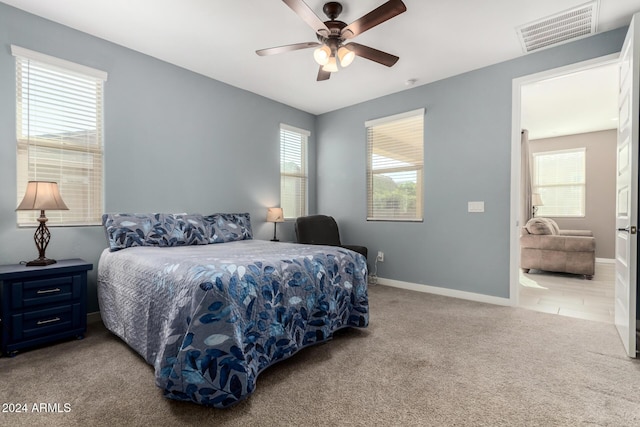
[518, 62, 619, 324]
[1, 1, 640, 425]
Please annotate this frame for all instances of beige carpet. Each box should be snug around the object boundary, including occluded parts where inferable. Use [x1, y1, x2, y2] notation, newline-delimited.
[2, 284, 640, 426]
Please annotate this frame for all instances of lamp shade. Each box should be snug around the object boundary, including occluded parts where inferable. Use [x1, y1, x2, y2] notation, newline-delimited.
[266, 207, 284, 223]
[338, 46, 355, 67]
[531, 193, 544, 206]
[322, 56, 339, 73]
[16, 181, 69, 211]
[313, 45, 331, 66]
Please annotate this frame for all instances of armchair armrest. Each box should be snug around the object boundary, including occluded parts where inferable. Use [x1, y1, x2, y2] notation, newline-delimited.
[341, 244, 368, 259]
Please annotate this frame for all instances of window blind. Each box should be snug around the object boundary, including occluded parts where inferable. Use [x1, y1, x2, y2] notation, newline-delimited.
[366, 109, 424, 221]
[13, 46, 107, 226]
[280, 124, 309, 219]
[533, 147, 586, 217]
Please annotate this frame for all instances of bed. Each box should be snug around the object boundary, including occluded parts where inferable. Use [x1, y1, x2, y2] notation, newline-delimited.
[98, 213, 369, 408]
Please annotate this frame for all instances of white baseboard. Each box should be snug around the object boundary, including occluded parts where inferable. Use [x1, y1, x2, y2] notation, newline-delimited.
[376, 277, 511, 306]
[596, 258, 616, 264]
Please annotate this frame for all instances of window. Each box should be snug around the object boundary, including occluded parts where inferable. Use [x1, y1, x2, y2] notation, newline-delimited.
[280, 124, 309, 219]
[366, 109, 424, 221]
[532, 147, 586, 217]
[13, 46, 107, 226]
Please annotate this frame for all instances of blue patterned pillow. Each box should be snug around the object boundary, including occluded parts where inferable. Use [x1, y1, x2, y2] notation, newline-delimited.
[203, 213, 253, 243]
[102, 213, 209, 251]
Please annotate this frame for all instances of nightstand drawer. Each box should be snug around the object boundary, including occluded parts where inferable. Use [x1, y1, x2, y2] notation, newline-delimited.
[11, 274, 82, 309]
[10, 303, 82, 341]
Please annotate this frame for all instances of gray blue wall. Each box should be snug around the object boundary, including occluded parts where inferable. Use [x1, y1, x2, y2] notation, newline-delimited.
[0, 2, 630, 310]
[0, 3, 316, 312]
[316, 28, 627, 298]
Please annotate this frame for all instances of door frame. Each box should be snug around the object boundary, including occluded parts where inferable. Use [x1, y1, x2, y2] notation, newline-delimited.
[509, 53, 620, 307]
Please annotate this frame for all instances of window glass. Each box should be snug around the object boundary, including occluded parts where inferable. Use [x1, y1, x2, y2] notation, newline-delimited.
[533, 148, 586, 217]
[366, 109, 424, 221]
[280, 124, 309, 219]
[14, 46, 106, 226]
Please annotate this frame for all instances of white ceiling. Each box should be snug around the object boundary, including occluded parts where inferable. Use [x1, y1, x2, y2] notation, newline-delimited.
[2, 0, 639, 116]
[522, 63, 620, 140]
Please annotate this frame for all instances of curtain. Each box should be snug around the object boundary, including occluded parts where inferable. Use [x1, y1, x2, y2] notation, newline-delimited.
[520, 129, 532, 228]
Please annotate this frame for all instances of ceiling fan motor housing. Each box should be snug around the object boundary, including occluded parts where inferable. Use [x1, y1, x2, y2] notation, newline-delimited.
[317, 24, 346, 51]
[323, 2, 343, 20]
[316, 2, 348, 52]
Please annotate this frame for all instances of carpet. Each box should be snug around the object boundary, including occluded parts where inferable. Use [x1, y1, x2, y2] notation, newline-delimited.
[2, 284, 639, 426]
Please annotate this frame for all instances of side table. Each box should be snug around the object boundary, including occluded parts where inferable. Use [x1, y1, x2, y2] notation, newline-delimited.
[0, 259, 93, 356]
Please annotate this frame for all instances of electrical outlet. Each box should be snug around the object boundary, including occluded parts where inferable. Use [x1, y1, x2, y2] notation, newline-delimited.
[377, 251, 384, 262]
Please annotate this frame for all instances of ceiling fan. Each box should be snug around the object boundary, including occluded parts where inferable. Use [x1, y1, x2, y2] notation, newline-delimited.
[256, 0, 407, 81]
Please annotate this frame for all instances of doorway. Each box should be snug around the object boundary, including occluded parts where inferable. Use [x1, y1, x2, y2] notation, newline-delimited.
[509, 54, 620, 323]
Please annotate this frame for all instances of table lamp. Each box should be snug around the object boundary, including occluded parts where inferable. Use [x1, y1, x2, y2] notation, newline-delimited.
[532, 193, 544, 218]
[266, 207, 284, 242]
[16, 181, 69, 266]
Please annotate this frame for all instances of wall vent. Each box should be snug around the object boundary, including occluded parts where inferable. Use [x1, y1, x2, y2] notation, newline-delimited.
[516, 1, 599, 53]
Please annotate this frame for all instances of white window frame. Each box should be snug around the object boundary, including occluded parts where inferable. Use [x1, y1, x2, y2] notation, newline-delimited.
[366, 108, 425, 222]
[280, 124, 309, 220]
[532, 147, 586, 217]
[13, 45, 107, 227]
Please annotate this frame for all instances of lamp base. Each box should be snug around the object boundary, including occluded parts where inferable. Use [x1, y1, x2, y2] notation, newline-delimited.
[26, 211, 56, 267]
[271, 222, 279, 242]
[26, 257, 57, 267]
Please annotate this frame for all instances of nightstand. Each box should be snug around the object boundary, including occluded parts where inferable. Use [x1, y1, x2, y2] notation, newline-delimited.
[0, 259, 93, 356]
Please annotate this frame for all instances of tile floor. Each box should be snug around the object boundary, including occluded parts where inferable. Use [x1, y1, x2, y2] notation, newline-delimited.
[518, 261, 615, 324]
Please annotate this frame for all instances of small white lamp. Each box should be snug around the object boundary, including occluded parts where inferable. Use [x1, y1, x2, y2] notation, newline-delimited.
[266, 208, 284, 242]
[532, 193, 544, 218]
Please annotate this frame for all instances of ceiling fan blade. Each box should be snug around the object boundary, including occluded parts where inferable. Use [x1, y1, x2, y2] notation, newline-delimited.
[256, 42, 320, 56]
[341, 0, 407, 39]
[282, 0, 330, 37]
[317, 67, 331, 81]
[345, 42, 399, 67]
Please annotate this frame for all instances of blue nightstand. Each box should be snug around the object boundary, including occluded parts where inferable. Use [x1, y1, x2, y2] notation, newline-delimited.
[0, 259, 93, 356]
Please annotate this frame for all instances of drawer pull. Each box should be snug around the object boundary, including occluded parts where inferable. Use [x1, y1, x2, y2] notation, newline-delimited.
[37, 288, 61, 295]
[37, 317, 61, 325]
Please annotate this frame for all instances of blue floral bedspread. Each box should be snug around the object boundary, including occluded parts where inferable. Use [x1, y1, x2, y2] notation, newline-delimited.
[98, 240, 368, 408]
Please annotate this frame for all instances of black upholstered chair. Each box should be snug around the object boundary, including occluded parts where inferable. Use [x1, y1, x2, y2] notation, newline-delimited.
[295, 215, 368, 260]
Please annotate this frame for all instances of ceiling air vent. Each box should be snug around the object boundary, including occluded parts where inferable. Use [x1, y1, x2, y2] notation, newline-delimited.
[516, 0, 599, 53]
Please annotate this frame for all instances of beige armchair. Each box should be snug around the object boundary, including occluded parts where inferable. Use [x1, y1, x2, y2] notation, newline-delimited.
[520, 217, 595, 279]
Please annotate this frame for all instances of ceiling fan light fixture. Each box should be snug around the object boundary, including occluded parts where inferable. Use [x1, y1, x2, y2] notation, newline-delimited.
[257, 0, 407, 81]
[322, 56, 339, 73]
[313, 45, 331, 65]
[337, 46, 355, 68]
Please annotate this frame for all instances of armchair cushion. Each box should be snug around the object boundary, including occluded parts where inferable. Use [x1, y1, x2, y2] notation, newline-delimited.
[295, 215, 341, 246]
[525, 217, 559, 235]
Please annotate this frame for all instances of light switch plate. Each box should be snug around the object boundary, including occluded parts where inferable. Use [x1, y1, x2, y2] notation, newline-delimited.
[468, 201, 485, 213]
